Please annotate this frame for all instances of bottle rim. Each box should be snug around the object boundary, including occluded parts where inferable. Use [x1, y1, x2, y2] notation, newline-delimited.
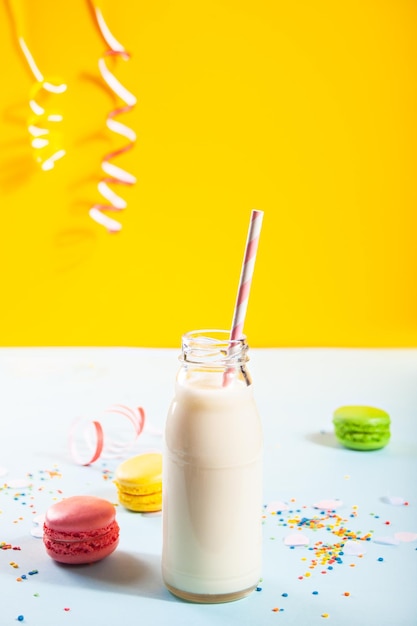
[180, 329, 249, 366]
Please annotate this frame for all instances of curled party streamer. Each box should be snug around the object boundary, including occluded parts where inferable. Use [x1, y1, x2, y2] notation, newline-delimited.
[8, 0, 68, 171]
[89, 3, 137, 233]
[69, 404, 146, 466]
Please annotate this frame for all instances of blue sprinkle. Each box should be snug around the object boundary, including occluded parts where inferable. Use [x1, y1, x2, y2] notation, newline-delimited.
[312, 591, 319, 595]
[282, 593, 288, 597]
[378, 557, 384, 562]
[17, 617, 24, 623]
[256, 586, 262, 591]
[328, 566, 333, 570]
[21, 575, 27, 579]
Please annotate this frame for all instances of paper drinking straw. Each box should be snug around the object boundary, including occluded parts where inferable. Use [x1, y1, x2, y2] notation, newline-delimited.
[230, 209, 264, 341]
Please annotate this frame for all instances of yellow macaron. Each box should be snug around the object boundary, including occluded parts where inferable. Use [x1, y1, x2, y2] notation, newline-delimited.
[114, 453, 162, 512]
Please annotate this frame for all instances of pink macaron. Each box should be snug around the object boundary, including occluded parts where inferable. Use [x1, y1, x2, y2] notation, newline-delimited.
[43, 496, 119, 564]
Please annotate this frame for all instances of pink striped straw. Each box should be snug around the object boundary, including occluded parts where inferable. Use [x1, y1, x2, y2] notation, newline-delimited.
[230, 209, 264, 341]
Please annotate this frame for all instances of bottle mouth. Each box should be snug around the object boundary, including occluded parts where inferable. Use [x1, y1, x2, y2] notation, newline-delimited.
[181, 329, 248, 365]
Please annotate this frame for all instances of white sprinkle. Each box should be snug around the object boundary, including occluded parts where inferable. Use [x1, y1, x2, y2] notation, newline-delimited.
[31, 527, 44, 538]
[284, 533, 310, 547]
[0, 466, 8, 477]
[343, 541, 367, 555]
[382, 496, 407, 506]
[266, 501, 289, 513]
[7, 479, 32, 489]
[373, 536, 400, 546]
[313, 499, 343, 510]
[394, 532, 417, 543]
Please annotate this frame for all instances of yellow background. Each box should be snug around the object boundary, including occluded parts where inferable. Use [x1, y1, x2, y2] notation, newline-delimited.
[1, 0, 416, 347]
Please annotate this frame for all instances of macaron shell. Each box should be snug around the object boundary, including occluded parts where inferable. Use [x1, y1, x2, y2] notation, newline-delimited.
[115, 453, 163, 496]
[117, 490, 162, 513]
[44, 496, 117, 532]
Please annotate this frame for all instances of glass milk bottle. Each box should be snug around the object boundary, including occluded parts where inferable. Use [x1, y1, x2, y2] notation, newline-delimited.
[162, 329, 263, 603]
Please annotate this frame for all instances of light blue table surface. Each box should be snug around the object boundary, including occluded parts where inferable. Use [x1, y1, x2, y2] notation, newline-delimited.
[1, 347, 416, 625]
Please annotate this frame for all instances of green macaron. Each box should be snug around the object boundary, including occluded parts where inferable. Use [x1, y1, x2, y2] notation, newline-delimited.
[332, 405, 391, 451]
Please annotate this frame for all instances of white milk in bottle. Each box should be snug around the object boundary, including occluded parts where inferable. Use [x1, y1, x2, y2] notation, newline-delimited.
[162, 329, 263, 603]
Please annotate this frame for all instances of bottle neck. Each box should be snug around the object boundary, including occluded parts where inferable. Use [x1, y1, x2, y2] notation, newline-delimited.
[179, 329, 251, 387]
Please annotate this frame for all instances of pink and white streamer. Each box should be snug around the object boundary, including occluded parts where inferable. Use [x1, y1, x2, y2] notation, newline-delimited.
[69, 404, 146, 466]
[89, 5, 137, 233]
